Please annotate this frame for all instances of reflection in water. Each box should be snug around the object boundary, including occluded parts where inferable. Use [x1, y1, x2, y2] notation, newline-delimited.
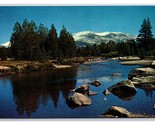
[11, 68, 77, 117]
[111, 88, 137, 101]
[143, 89, 154, 98]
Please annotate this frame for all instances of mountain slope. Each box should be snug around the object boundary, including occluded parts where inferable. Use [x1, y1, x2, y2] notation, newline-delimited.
[1, 41, 10, 48]
[73, 31, 136, 47]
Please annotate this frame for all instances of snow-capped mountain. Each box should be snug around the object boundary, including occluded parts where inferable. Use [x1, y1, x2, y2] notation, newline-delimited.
[1, 41, 10, 48]
[73, 31, 136, 47]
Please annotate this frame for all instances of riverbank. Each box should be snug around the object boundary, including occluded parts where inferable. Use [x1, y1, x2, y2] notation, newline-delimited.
[120, 60, 154, 66]
[0, 60, 75, 77]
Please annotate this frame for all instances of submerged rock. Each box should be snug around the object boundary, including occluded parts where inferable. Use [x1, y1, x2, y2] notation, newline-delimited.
[89, 80, 102, 87]
[108, 80, 137, 100]
[112, 73, 122, 76]
[89, 91, 98, 96]
[66, 92, 92, 107]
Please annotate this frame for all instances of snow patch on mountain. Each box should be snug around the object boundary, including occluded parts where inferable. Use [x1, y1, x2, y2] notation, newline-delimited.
[73, 31, 136, 47]
[1, 41, 10, 48]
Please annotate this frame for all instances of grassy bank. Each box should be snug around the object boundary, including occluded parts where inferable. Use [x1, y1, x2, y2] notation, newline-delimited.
[0, 59, 77, 77]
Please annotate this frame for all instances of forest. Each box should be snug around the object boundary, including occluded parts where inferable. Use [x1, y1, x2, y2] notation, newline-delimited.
[0, 17, 155, 61]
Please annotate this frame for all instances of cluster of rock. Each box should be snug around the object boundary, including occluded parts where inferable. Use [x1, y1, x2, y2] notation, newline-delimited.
[67, 66, 155, 116]
[119, 56, 140, 61]
[111, 56, 140, 61]
[102, 66, 155, 117]
[67, 80, 102, 108]
[128, 67, 155, 89]
[103, 67, 155, 98]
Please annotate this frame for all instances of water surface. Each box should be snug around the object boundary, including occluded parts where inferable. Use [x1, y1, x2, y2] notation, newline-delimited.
[0, 60, 155, 118]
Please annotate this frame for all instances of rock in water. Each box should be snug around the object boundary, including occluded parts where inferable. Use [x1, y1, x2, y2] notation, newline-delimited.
[88, 91, 98, 96]
[108, 80, 137, 101]
[132, 76, 155, 89]
[75, 84, 90, 95]
[128, 67, 155, 80]
[129, 67, 155, 89]
[103, 106, 155, 118]
[112, 73, 122, 76]
[67, 92, 92, 106]
[89, 80, 102, 87]
[103, 89, 111, 96]
[103, 106, 130, 118]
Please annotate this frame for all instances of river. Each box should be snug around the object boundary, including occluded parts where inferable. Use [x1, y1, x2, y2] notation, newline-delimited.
[0, 60, 155, 118]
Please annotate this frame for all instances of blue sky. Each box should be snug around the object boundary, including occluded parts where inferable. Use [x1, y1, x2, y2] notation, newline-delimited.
[0, 6, 155, 44]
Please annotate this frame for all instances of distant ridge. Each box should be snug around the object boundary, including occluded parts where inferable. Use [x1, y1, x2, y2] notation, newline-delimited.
[73, 31, 136, 47]
[1, 41, 10, 48]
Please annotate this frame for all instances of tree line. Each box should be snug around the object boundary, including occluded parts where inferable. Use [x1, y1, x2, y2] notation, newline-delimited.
[9, 19, 76, 61]
[0, 17, 155, 61]
[77, 17, 155, 58]
[76, 40, 138, 57]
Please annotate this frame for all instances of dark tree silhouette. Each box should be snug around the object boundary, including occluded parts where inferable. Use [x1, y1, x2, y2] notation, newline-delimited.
[137, 18, 153, 50]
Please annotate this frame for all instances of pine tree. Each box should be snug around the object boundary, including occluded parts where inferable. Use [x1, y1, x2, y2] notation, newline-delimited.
[10, 21, 24, 60]
[48, 24, 58, 59]
[37, 24, 48, 60]
[10, 19, 40, 60]
[22, 19, 39, 60]
[59, 25, 76, 58]
[137, 18, 153, 50]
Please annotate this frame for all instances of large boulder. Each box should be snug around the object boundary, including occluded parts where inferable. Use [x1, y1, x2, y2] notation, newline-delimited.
[103, 106, 155, 118]
[66, 92, 92, 107]
[103, 106, 130, 118]
[108, 80, 137, 100]
[128, 67, 155, 80]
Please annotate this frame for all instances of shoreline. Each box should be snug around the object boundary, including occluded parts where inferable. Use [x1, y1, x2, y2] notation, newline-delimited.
[120, 60, 155, 66]
[0, 60, 75, 78]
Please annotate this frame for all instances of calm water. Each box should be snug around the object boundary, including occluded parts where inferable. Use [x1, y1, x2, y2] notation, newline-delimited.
[0, 60, 155, 118]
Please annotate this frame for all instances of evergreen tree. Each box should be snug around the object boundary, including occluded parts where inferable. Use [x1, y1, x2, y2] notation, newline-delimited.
[59, 26, 76, 58]
[10, 19, 40, 60]
[37, 24, 48, 60]
[10, 21, 24, 60]
[48, 24, 58, 59]
[137, 18, 153, 50]
[22, 19, 39, 60]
